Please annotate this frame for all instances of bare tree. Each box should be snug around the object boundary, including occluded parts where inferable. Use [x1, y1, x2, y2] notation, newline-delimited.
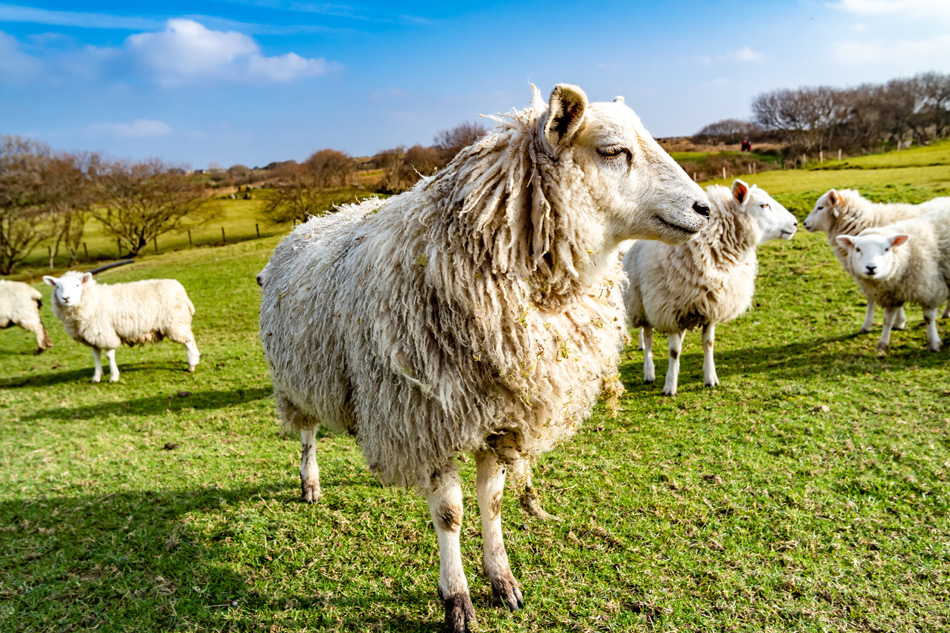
[258, 162, 371, 225]
[304, 149, 355, 188]
[0, 135, 53, 275]
[93, 158, 214, 257]
[375, 145, 446, 193]
[433, 121, 489, 161]
[693, 119, 763, 143]
[45, 152, 101, 266]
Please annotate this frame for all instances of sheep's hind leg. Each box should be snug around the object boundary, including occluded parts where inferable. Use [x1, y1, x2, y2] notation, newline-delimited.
[105, 349, 120, 383]
[894, 306, 907, 330]
[923, 307, 941, 352]
[185, 340, 200, 372]
[642, 326, 656, 384]
[943, 302, 950, 319]
[300, 428, 321, 503]
[476, 451, 523, 611]
[637, 327, 645, 351]
[702, 323, 719, 388]
[877, 307, 899, 352]
[30, 322, 51, 354]
[662, 331, 683, 396]
[91, 348, 103, 383]
[427, 469, 475, 633]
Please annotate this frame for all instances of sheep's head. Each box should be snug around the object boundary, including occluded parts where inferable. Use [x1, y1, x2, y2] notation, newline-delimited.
[731, 179, 797, 242]
[541, 84, 709, 248]
[43, 272, 93, 307]
[835, 233, 909, 280]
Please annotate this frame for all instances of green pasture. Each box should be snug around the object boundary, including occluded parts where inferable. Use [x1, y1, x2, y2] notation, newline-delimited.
[1, 145, 949, 631]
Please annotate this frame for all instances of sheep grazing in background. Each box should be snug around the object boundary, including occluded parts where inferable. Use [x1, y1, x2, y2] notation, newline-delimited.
[0, 280, 53, 354]
[804, 189, 950, 331]
[43, 271, 199, 383]
[258, 84, 710, 631]
[624, 179, 797, 396]
[836, 208, 950, 352]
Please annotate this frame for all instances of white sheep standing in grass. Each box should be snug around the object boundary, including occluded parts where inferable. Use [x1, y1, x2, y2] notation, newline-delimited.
[835, 208, 950, 352]
[624, 180, 797, 396]
[43, 271, 199, 382]
[258, 84, 710, 632]
[804, 189, 950, 331]
[0, 279, 53, 354]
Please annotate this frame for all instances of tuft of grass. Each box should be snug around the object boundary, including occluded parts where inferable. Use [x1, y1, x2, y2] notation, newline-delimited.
[2, 169, 949, 631]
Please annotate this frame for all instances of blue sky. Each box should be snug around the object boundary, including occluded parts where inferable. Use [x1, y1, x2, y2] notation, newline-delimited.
[2, 0, 949, 169]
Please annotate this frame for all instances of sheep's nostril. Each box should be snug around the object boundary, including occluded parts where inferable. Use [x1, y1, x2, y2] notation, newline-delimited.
[692, 201, 710, 218]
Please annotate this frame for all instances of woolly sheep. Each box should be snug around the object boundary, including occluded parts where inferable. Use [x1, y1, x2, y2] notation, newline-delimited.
[0, 279, 52, 354]
[624, 179, 797, 396]
[258, 84, 710, 631]
[835, 208, 950, 352]
[804, 189, 950, 331]
[43, 271, 199, 382]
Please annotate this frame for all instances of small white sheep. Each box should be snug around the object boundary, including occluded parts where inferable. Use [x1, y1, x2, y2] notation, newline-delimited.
[43, 271, 199, 382]
[624, 179, 797, 396]
[804, 189, 950, 331]
[835, 208, 950, 352]
[0, 279, 52, 354]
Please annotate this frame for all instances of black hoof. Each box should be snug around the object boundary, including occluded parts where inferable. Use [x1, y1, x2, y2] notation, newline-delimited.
[444, 592, 476, 633]
[490, 573, 524, 611]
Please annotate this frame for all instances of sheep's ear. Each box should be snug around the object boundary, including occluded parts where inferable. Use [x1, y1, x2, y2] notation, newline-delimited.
[544, 84, 588, 148]
[81, 272, 93, 284]
[612, 96, 625, 104]
[828, 189, 838, 205]
[43, 275, 58, 287]
[836, 235, 856, 249]
[889, 234, 910, 247]
[732, 179, 750, 205]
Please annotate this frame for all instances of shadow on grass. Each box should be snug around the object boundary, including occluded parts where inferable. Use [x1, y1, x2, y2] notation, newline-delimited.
[21, 387, 273, 422]
[621, 329, 950, 390]
[1, 359, 201, 389]
[0, 484, 444, 632]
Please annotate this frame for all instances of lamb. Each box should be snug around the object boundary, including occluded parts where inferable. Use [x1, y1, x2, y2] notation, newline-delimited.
[258, 84, 710, 631]
[835, 208, 950, 352]
[43, 271, 199, 382]
[624, 179, 797, 396]
[0, 279, 53, 354]
[804, 188, 950, 331]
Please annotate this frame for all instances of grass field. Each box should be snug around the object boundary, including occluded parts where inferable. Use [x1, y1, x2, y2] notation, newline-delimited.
[1, 144, 948, 632]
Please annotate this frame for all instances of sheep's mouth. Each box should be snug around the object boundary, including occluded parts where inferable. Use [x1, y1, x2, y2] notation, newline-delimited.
[657, 216, 702, 236]
[780, 228, 797, 240]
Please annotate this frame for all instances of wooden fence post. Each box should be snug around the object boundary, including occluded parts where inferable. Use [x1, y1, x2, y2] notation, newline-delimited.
[117, 239, 121, 257]
[838, 149, 842, 161]
[221, 227, 226, 243]
[83, 242, 88, 260]
[256, 223, 260, 238]
[722, 166, 726, 179]
[153, 237, 158, 253]
[188, 229, 193, 246]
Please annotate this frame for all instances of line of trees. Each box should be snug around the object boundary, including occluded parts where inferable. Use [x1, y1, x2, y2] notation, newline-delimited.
[695, 71, 950, 154]
[0, 135, 215, 274]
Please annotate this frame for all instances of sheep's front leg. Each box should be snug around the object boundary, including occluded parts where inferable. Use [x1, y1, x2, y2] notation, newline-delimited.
[91, 348, 103, 383]
[859, 297, 876, 333]
[637, 327, 645, 351]
[427, 470, 474, 633]
[300, 429, 321, 503]
[105, 349, 120, 383]
[877, 307, 899, 351]
[923, 307, 941, 352]
[642, 326, 656, 384]
[662, 331, 683, 396]
[702, 323, 719, 388]
[943, 302, 950, 319]
[476, 452, 523, 611]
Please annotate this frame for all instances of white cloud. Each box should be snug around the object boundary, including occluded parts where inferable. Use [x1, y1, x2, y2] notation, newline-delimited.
[832, 32, 950, 65]
[84, 119, 173, 139]
[125, 19, 338, 86]
[0, 30, 43, 79]
[723, 46, 765, 63]
[828, 0, 950, 18]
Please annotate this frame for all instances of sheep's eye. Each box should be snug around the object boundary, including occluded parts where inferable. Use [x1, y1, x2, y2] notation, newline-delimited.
[760, 203, 770, 209]
[597, 146, 628, 159]
[817, 206, 823, 210]
[856, 247, 861, 253]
